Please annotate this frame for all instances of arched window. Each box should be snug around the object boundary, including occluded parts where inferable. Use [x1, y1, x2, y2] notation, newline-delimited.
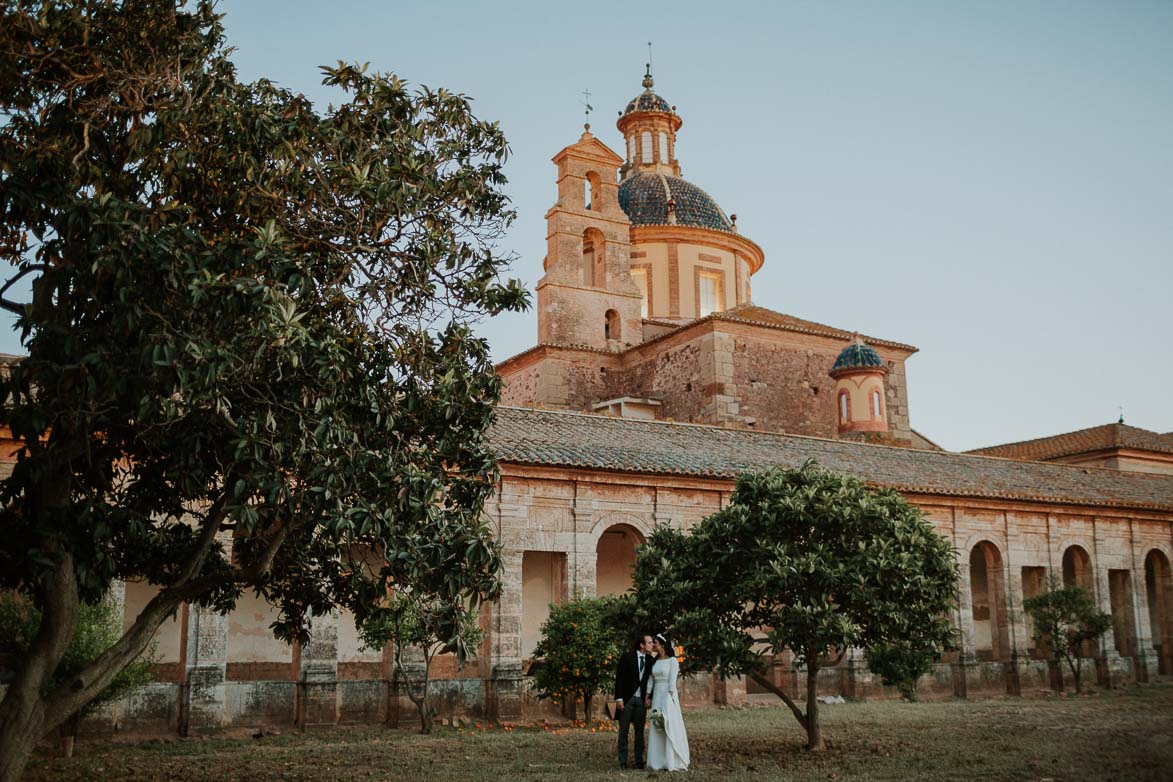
[1146, 550, 1173, 674]
[871, 389, 883, 419]
[838, 391, 850, 423]
[585, 171, 601, 211]
[630, 268, 649, 318]
[659, 131, 670, 163]
[970, 542, 1010, 661]
[604, 309, 621, 341]
[641, 131, 653, 163]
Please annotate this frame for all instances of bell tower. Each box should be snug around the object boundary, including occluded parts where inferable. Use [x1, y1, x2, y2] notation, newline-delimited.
[537, 125, 642, 350]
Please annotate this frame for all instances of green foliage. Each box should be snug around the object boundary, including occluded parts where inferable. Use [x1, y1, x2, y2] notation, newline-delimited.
[622, 460, 960, 747]
[1022, 577, 1112, 693]
[0, 2, 526, 767]
[358, 592, 483, 733]
[864, 643, 935, 702]
[532, 598, 620, 721]
[358, 592, 483, 665]
[0, 592, 156, 719]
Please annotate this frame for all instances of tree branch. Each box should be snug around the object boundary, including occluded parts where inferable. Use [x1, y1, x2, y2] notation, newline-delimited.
[0, 264, 48, 300]
[43, 516, 295, 727]
[748, 672, 808, 729]
[0, 297, 29, 316]
[174, 491, 230, 587]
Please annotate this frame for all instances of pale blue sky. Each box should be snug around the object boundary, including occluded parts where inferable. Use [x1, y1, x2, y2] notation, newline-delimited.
[7, 1, 1171, 451]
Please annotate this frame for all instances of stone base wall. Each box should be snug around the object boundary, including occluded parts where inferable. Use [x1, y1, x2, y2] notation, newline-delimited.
[49, 653, 1157, 739]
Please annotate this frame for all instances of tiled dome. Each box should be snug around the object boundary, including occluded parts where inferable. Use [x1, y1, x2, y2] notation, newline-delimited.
[618, 172, 733, 232]
[831, 342, 886, 374]
[623, 90, 672, 116]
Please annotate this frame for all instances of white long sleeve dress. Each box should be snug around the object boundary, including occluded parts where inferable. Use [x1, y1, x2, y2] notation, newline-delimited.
[647, 657, 690, 771]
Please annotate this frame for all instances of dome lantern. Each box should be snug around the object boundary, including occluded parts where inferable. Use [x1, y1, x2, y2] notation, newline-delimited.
[830, 335, 890, 437]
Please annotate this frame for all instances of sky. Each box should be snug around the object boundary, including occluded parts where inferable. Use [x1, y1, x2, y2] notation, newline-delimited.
[6, 1, 1171, 452]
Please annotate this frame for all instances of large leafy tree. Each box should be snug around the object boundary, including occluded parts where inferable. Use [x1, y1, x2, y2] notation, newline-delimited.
[1022, 577, 1112, 694]
[623, 461, 959, 751]
[0, 2, 526, 777]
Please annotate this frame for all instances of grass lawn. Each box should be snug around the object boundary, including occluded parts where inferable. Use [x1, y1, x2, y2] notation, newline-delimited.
[26, 683, 1173, 781]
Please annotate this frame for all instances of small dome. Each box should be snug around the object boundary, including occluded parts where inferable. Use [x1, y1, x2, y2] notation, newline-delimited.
[623, 90, 672, 116]
[618, 172, 733, 232]
[831, 341, 886, 375]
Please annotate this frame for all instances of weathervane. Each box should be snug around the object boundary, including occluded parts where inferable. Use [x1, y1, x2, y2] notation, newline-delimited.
[581, 88, 593, 130]
[1118, 404, 1124, 424]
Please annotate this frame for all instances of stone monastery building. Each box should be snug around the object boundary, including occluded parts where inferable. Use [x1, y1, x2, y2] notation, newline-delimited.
[55, 72, 1173, 733]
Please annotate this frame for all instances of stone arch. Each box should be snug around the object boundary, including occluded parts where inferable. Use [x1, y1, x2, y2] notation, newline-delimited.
[1062, 544, 1093, 590]
[595, 522, 646, 598]
[582, 226, 606, 288]
[1061, 544, 1097, 657]
[584, 170, 602, 211]
[969, 540, 1010, 661]
[604, 309, 621, 341]
[1145, 549, 1173, 674]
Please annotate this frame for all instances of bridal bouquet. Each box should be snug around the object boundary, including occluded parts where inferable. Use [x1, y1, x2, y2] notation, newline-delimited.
[649, 709, 665, 729]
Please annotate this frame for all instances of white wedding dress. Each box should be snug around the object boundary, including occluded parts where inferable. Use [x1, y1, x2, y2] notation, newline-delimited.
[647, 657, 689, 771]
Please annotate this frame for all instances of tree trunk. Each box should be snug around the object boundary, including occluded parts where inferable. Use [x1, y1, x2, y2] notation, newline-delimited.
[583, 694, 593, 726]
[0, 687, 47, 782]
[0, 547, 80, 782]
[805, 655, 824, 752]
[1070, 656, 1083, 694]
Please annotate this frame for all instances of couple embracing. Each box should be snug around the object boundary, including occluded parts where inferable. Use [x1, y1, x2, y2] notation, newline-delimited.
[613, 633, 690, 771]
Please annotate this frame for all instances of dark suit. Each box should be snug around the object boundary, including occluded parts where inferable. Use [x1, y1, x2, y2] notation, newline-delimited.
[614, 649, 653, 767]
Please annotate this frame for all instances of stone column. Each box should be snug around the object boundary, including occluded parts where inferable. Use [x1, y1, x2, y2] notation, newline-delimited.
[180, 602, 229, 735]
[1091, 521, 1125, 687]
[952, 560, 975, 698]
[571, 495, 596, 598]
[1002, 521, 1025, 696]
[1130, 537, 1161, 681]
[487, 546, 525, 722]
[296, 610, 339, 728]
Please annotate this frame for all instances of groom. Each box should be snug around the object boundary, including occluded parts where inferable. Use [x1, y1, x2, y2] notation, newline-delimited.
[614, 633, 654, 769]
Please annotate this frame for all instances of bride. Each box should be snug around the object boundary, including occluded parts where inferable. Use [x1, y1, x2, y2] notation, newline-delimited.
[647, 633, 690, 771]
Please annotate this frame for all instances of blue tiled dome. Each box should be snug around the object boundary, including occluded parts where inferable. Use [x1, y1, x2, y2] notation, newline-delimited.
[623, 90, 672, 116]
[831, 342, 886, 374]
[618, 172, 733, 232]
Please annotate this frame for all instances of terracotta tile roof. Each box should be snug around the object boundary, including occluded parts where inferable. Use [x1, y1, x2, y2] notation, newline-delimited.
[709, 305, 917, 352]
[491, 408, 1173, 513]
[967, 423, 1173, 461]
[494, 305, 918, 370]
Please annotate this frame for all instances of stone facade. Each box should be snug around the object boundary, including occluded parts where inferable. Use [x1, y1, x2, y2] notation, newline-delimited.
[7, 73, 1172, 740]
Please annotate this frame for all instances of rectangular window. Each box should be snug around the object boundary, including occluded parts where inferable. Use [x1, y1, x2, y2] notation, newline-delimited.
[641, 131, 653, 163]
[627, 135, 635, 162]
[521, 551, 567, 660]
[1021, 566, 1047, 658]
[631, 268, 649, 318]
[659, 131, 670, 163]
[1108, 569, 1137, 657]
[698, 271, 723, 317]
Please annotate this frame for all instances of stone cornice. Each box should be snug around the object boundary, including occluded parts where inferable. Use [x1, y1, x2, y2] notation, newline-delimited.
[631, 224, 765, 273]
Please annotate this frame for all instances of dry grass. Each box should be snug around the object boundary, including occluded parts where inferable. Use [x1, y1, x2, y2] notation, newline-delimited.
[26, 683, 1173, 781]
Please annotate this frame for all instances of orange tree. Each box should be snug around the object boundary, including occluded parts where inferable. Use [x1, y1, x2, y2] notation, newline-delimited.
[532, 598, 619, 723]
[623, 461, 959, 752]
[0, 2, 526, 778]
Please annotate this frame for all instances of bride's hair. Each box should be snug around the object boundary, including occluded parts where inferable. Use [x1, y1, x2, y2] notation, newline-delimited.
[654, 633, 675, 659]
